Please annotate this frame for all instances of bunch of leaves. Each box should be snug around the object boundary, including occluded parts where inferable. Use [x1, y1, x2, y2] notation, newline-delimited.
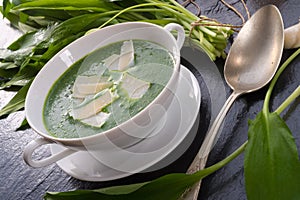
[0, 0, 233, 119]
[43, 49, 300, 200]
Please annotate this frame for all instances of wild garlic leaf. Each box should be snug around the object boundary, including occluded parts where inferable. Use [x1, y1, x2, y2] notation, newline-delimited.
[0, 67, 18, 80]
[40, 13, 113, 60]
[44, 172, 207, 200]
[244, 111, 300, 200]
[0, 27, 54, 66]
[13, 0, 113, 11]
[0, 80, 32, 117]
[16, 117, 29, 130]
[0, 47, 33, 66]
[0, 60, 41, 89]
[45, 182, 148, 200]
[7, 25, 56, 51]
[0, 73, 32, 89]
[2, 0, 13, 18]
[0, 62, 19, 70]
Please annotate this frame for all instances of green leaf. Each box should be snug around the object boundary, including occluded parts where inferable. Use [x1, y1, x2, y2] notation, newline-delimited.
[7, 31, 37, 51]
[13, 0, 115, 11]
[0, 80, 32, 117]
[0, 62, 19, 69]
[0, 10, 27, 29]
[0, 27, 57, 66]
[39, 13, 119, 60]
[8, 26, 54, 51]
[95, 182, 149, 195]
[18, 11, 30, 24]
[16, 117, 29, 130]
[0, 58, 41, 89]
[0, 67, 18, 80]
[44, 173, 201, 200]
[40, 33, 84, 61]
[2, 0, 13, 17]
[49, 13, 113, 40]
[1, 73, 32, 88]
[244, 111, 300, 200]
[0, 47, 33, 66]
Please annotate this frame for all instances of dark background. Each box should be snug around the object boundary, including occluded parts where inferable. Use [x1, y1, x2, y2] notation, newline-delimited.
[0, 0, 299, 199]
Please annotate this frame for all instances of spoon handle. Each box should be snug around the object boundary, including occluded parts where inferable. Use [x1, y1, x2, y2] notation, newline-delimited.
[183, 91, 241, 199]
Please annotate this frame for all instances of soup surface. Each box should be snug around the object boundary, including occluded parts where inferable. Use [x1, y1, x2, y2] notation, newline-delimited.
[43, 40, 174, 138]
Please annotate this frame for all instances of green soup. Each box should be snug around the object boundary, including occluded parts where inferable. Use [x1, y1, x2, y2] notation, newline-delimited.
[43, 40, 174, 138]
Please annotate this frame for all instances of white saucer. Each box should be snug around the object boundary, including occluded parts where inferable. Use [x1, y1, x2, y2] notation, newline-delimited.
[51, 65, 201, 181]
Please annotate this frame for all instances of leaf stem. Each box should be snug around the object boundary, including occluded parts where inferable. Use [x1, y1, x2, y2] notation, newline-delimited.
[275, 86, 300, 115]
[98, 2, 186, 29]
[263, 48, 300, 114]
[195, 141, 247, 178]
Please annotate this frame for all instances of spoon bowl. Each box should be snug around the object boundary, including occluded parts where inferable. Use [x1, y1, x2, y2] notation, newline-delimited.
[225, 5, 284, 92]
[184, 5, 284, 200]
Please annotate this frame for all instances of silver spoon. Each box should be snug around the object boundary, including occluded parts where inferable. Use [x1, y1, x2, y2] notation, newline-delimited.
[183, 5, 284, 200]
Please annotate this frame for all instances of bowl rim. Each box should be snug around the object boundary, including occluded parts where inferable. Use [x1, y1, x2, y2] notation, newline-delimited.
[25, 21, 182, 145]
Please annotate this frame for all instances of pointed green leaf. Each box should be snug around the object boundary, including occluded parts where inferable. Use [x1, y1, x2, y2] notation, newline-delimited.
[0, 62, 19, 69]
[244, 111, 300, 200]
[7, 26, 55, 51]
[44, 173, 201, 200]
[2, 0, 13, 18]
[0, 10, 23, 29]
[0, 80, 32, 117]
[0, 60, 40, 89]
[95, 182, 149, 195]
[13, 0, 114, 11]
[0, 67, 18, 79]
[16, 117, 29, 130]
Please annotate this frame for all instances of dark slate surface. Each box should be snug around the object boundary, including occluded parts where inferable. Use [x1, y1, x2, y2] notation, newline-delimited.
[0, 0, 299, 199]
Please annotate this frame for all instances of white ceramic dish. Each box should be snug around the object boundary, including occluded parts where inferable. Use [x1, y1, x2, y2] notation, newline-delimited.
[51, 65, 201, 181]
[23, 22, 186, 168]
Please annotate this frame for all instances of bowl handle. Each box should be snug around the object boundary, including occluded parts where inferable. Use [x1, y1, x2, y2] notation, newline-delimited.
[164, 23, 185, 49]
[23, 138, 76, 168]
